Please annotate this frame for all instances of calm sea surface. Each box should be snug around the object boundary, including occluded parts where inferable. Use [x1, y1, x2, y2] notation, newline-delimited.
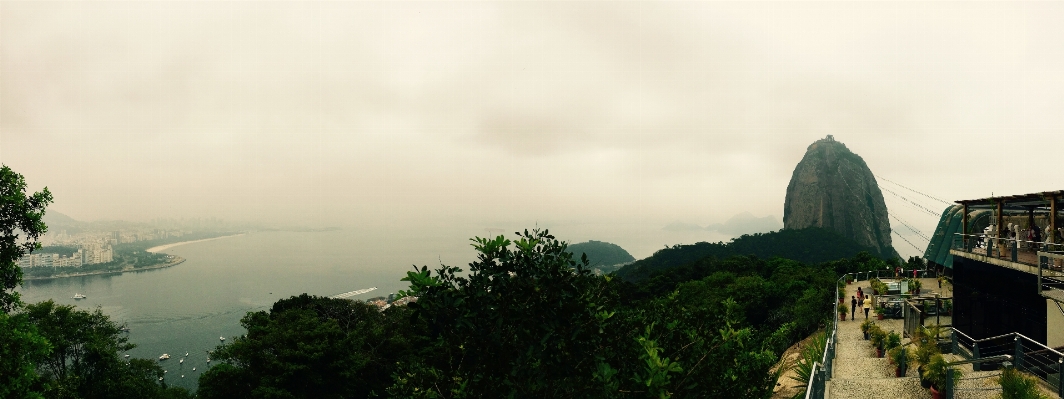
[17, 229, 476, 392]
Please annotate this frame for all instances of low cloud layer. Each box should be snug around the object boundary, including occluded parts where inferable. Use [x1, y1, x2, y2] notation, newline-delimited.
[3, 2, 1063, 258]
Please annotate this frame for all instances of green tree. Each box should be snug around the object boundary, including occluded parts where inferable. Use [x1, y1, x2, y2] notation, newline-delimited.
[391, 229, 618, 397]
[1, 164, 53, 313]
[0, 165, 53, 398]
[0, 311, 51, 399]
[197, 294, 416, 399]
[23, 300, 191, 399]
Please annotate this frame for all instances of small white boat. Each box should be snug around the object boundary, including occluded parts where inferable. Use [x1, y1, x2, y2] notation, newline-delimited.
[185, 352, 189, 357]
[72, 293, 87, 299]
[159, 354, 170, 361]
[158, 377, 163, 381]
[179, 359, 184, 364]
[181, 375, 184, 378]
[192, 367, 196, 371]
[124, 354, 130, 358]
[120, 327, 130, 332]
[219, 336, 225, 341]
[206, 358, 211, 363]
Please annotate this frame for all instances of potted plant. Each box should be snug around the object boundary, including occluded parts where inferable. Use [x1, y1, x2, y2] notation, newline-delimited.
[909, 278, 922, 295]
[860, 319, 874, 340]
[888, 346, 914, 377]
[923, 354, 961, 399]
[838, 302, 849, 321]
[996, 366, 1050, 399]
[885, 331, 902, 352]
[870, 278, 882, 295]
[942, 299, 953, 316]
[915, 325, 940, 389]
[869, 326, 887, 358]
[876, 305, 886, 320]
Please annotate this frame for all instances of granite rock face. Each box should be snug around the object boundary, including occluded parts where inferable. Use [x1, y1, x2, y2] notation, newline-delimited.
[783, 136, 898, 258]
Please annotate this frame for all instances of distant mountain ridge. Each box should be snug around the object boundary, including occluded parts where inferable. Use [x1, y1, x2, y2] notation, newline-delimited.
[663, 212, 782, 236]
[783, 136, 898, 259]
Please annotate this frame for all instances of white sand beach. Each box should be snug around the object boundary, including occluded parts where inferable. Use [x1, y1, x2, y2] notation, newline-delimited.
[146, 233, 245, 253]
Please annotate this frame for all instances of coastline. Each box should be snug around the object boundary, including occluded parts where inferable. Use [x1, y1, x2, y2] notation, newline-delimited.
[24, 256, 186, 281]
[146, 233, 245, 253]
[25, 233, 244, 281]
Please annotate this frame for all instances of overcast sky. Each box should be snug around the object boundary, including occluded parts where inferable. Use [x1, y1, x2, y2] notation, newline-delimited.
[2, 2, 1062, 259]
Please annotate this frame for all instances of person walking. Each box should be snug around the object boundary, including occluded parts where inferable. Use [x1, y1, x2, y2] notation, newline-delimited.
[857, 287, 864, 302]
[851, 296, 858, 321]
[863, 295, 872, 320]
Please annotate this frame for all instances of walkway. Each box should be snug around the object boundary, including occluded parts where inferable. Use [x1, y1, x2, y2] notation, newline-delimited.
[828, 278, 1002, 399]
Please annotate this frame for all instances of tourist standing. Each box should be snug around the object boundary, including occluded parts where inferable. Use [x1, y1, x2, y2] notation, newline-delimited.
[863, 296, 872, 320]
[851, 296, 858, 321]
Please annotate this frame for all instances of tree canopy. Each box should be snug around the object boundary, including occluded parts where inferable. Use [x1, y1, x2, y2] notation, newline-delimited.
[0, 164, 53, 312]
[616, 227, 887, 281]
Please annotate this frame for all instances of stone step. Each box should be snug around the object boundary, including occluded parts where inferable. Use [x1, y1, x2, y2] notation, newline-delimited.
[833, 357, 903, 379]
[828, 377, 925, 399]
[835, 340, 878, 359]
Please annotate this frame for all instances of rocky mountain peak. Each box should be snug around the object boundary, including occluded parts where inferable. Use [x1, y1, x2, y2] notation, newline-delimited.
[783, 136, 898, 258]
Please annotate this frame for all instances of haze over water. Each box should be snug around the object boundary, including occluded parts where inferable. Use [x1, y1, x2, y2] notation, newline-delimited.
[17, 229, 479, 391]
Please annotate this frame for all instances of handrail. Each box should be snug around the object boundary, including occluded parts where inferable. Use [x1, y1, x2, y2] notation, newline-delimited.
[947, 354, 1012, 367]
[954, 233, 1053, 248]
[952, 327, 975, 343]
[1013, 333, 1064, 357]
[972, 332, 1021, 343]
[803, 362, 819, 399]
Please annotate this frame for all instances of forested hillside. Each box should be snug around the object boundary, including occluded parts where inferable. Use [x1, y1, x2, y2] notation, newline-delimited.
[616, 227, 885, 281]
[567, 240, 635, 272]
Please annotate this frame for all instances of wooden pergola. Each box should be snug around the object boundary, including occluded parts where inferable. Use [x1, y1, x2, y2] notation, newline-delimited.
[955, 190, 1064, 245]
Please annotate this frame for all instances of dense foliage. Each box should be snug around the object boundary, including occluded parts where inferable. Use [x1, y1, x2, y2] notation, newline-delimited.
[616, 227, 884, 281]
[197, 294, 417, 399]
[200, 228, 894, 398]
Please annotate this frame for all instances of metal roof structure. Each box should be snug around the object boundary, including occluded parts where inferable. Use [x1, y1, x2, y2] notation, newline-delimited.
[955, 190, 1064, 211]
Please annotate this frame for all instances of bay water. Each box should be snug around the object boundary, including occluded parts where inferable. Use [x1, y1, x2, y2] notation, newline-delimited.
[16, 229, 478, 392]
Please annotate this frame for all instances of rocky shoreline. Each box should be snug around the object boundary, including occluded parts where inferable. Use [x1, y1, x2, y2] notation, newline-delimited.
[24, 256, 186, 281]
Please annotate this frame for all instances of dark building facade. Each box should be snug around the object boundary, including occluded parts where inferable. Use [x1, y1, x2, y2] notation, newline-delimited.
[952, 255, 1047, 344]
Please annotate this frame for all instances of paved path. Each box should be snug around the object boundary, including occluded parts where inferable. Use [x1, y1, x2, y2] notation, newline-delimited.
[827, 278, 1002, 399]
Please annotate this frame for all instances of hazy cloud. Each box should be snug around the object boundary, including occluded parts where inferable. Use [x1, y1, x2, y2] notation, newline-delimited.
[3, 1, 1063, 259]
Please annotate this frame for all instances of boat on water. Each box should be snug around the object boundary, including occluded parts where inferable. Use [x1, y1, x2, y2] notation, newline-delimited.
[72, 293, 86, 299]
[219, 336, 225, 341]
[179, 358, 184, 364]
[159, 354, 170, 361]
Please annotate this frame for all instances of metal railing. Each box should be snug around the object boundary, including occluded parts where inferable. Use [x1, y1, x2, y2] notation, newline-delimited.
[953, 233, 1064, 268]
[944, 355, 1014, 399]
[803, 274, 846, 399]
[852, 268, 933, 282]
[951, 328, 1064, 397]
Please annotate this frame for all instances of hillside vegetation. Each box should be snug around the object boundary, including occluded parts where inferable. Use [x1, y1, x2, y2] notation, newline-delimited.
[567, 240, 635, 273]
[616, 227, 884, 282]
